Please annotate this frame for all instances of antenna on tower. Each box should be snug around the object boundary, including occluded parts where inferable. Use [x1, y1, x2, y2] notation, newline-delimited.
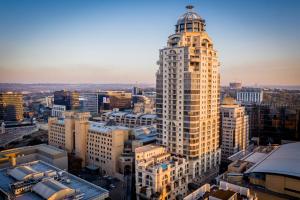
[186, 5, 194, 10]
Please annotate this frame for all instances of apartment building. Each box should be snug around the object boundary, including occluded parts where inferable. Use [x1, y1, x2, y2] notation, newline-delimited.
[221, 97, 249, 162]
[135, 145, 189, 200]
[155, 5, 221, 182]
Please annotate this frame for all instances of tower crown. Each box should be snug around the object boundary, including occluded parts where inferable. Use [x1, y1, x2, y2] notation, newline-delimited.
[176, 5, 206, 33]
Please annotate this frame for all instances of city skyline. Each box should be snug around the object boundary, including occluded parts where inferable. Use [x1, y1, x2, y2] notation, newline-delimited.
[0, 0, 300, 86]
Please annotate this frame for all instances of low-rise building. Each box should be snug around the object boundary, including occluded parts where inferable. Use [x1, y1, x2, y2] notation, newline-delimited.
[0, 160, 109, 200]
[245, 142, 300, 199]
[184, 181, 257, 200]
[220, 143, 300, 199]
[0, 144, 68, 170]
[135, 145, 189, 200]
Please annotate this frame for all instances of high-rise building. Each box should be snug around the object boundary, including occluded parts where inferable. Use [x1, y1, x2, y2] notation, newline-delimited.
[79, 92, 99, 115]
[0, 92, 24, 122]
[54, 90, 79, 110]
[220, 97, 249, 162]
[132, 86, 143, 95]
[156, 5, 221, 181]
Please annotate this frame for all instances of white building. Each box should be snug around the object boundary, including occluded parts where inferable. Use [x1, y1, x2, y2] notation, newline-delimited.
[156, 5, 221, 182]
[51, 104, 66, 118]
[236, 88, 263, 104]
[221, 97, 249, 162]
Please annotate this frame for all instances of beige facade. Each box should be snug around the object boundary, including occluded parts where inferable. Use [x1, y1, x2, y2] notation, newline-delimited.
[48, 111, 129, 176]
[135, 145, 189, 200]
[221, 97, 249, 162]
[156, 5, 221, 182]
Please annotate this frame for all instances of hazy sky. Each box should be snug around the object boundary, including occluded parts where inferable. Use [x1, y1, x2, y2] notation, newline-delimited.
[0, 0, 299, 86]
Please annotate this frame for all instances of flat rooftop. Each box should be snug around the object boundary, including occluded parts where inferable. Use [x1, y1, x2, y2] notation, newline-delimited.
[89, 121, 128, 133]
[0, 160, 109, 200]
[0, 144, 67, 158]
[135, 144, 163, 153]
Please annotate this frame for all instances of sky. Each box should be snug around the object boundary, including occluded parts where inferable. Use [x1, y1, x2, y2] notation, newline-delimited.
[0, 0, 299, 86]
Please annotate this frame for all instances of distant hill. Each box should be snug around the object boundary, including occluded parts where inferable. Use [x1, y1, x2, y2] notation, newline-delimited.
[0, 83, 155, 92]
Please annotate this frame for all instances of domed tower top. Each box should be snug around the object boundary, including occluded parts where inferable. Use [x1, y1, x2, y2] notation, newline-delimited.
[175, 5, 206, 33]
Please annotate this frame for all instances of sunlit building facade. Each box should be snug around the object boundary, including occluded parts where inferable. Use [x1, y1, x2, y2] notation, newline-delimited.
[220, 97, 249, 162]
[0, 92, 24, 122]
[156, 5, 221, 182]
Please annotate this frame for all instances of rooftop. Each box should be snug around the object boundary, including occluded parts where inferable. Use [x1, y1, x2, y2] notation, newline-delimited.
[89, 121, 128, 133]
[135, 144, 163, 153]
[0, 144, 67, 159]
[0, 160, 109, 200]
[245, 142, 300, 178]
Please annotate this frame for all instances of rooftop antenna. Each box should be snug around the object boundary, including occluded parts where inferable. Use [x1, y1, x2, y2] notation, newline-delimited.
[186, 5, 194, 11]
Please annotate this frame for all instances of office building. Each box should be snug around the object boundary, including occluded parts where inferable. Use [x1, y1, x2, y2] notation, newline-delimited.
[54, 90, 79, 110]
[0, 160, 109, 200]
[229, 82, 242, 90]
[0, 92, 24, 122]
[132, 95, 155, 114]
[45, 96, 54, 108]
[48, 111, 129, 176]
[236, 88, 263, 104]
[135, 145, 189, 200]
[79, 92, 99, 115]
[98, 91, 132, 112]
[132, 86, 143, 95]
[156, 5, 221, 182]
[51, 104, 66, 118]
[221, 97, 249, 162]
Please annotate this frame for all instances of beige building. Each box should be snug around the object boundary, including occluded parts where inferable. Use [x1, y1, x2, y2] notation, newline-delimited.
[0, 92, 24, 122]
[156, 5, 221, 182]
[48, 111, 129, 176]
[221, 97, 249, 162]
[0, 144, 68, 170]
[135, 145, 189, 200]
[99, 111, 157, 128]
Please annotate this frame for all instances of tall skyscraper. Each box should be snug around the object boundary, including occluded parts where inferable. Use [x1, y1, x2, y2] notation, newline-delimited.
[220, 97, 249, 162]
[0, 92, 24, 122]
[156, 5, 221, 181]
